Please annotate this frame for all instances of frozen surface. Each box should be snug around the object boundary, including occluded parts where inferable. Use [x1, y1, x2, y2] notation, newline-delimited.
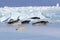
[0, 6, 60, 22]
[0, 6, 60, 40]
[0, 23, 60, 40]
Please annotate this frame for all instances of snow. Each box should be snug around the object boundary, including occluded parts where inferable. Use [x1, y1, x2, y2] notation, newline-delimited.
[0, 6, 60, 22]
[0, 6, 60, 40]
[0, 23, 60, 40]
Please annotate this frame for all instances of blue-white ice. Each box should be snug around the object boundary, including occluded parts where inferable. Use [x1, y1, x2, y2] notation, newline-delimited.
[0, 23, 60, 40]
[0, 4, 60, 40]
[0, 6, 60, 22]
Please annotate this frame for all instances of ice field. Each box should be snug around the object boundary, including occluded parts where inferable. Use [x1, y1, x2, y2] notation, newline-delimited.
[0, 5, 60, 40]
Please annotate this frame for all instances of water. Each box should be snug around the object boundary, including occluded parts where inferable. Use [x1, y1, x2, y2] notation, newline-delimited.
[0, 6, 60, 40]
[0, 22, 60, 40]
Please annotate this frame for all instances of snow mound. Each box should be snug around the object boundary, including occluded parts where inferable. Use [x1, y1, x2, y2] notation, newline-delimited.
[0, 6, 60, 22]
